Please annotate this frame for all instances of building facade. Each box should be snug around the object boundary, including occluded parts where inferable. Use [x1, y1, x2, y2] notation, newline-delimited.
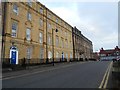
[2, 1, 73, 64]
[99, 46, 120, 61]
[72, 27, 93, 60]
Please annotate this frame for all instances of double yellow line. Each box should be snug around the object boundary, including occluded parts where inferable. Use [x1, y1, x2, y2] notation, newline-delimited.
[99, 62, 112, 89]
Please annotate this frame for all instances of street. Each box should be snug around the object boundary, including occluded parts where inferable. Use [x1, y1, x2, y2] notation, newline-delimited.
[2, 61, 111, 88]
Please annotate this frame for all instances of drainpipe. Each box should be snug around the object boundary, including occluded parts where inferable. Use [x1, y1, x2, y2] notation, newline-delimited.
[45, 7, 48, 63]
[1, 2, 7, 62]
[72, 27, 75, 60]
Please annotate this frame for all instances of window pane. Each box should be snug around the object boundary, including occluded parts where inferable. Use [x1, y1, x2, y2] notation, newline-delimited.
[39, 32, 43, 43]
[56, 52, 59, 58]
[27, 47, 32, 59]
[48, 34, 51, 45]
[40, 8, 43, 14]
[47, 22, 51, 30]
[56, 36, 59, 46]
[40, 48, 44, 59]
[12, 22, 17, 37]
[26, 28, 31, 41]
[28, 0, 32, 7]
[56, 18, 58, 23]
[13, 4, 18, 15]
[40, 19, 43, 26]
[27, 12, 31, 21]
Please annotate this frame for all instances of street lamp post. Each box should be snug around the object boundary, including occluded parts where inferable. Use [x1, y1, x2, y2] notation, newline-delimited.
[52, 28, 58, 66]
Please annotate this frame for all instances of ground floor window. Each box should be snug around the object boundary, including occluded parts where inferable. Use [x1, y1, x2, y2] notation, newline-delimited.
[70, 53, 73, 58]
[66, 53, 68, 60]
[48, 51, 52, 59]
[40, 47, 44, 59]
[56, 51, 59, 58]
[26, 47, 32, 59]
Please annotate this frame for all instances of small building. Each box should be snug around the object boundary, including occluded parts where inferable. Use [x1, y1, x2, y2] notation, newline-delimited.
[99, 46, 120, 61]
[93, 52, 99, 61]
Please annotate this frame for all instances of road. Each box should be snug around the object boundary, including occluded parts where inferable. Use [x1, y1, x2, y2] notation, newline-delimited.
[2, 61, 111, 88]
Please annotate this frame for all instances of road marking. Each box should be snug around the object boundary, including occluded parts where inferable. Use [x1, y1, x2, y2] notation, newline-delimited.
[1, 62, 86, 80]
[103, 62, 112, 88]
[99, 62, 112, 89]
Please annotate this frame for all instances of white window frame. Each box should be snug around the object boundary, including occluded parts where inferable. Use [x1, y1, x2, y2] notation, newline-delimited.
[40, 7, 43, 14]
[65, 31, 67, 37]
[56, 51, 59, 58]
[26, 47, 32, 59]
[27, 12, 32, 21]
[65, 40, 68, 48]
[66, 53, 68, 59]
[40, 18, 43, 27]
[48, 22, 51, 30]
[11, 22, 18, 37]
[13, 4, 19, 15]
[26, 28, 31, 41]
[48, 51, 52, 59]
[56, 18, 58, 23]
[48, 13, 51, 19]
[61, 38, 64, 48]
[56, 36, 59, 46]
[40, 47, 44, 59]
[28, 0, 32, 7]
[48, 35, 51, 45]
[39, 32, 43, 44]
[70, 53, 73, 58]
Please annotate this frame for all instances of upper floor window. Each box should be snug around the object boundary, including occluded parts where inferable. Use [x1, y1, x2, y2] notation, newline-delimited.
[48, 34, 51, 45]
[13, 4, 18, 15]
[56, 18, 58, 23]
[56, 36, 59, 46]
[48, 13, 51, 19]
[61, 20, 62, 25]
[26, 28, 31, 41]
[61, 38, 64, 48]
[11, 21, 18, 37]
[39, 32, 43, 44]
[48, 22, 51, 30]
[65, 40, 68, 48]
[27, 12, 31, 21]
[28, 0, 32, 7]
[26, 47, 32, 59]
[40, 7, 43, 14]
[64, 23, 66, 28]
[39, 18, 43, 27]
[65, 31, 67, 37]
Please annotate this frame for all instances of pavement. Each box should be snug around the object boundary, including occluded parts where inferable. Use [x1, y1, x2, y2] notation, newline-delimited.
[2, 61, 112, 88]
[2, 61, 80, 79]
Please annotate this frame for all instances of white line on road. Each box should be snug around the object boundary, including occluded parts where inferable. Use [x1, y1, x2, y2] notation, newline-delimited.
[99, 62, 112, 88]
[103, 62, 112, 88]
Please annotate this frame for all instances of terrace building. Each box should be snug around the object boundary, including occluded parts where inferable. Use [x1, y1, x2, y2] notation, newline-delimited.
[72, 27, 93, 61]
[1, 1, 73, 64]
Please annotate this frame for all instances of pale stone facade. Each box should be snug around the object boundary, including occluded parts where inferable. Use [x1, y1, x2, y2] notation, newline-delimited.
[2, 2, 73, 64]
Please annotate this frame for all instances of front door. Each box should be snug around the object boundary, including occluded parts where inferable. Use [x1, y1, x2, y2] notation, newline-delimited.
[11, 50, 17, 64]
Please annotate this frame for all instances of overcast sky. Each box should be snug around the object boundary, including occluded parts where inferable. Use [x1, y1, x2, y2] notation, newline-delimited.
[38, 0, 118, 52]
